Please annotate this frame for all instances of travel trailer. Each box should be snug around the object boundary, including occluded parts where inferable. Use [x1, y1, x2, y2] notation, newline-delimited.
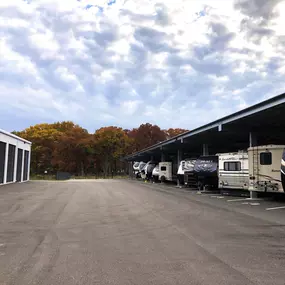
[218, 151, 249, 190]
[159, 162, 178, 182]
[193, 156, 219, 190]
[159, 162, 173, 182]
[152, 164, 159, 182]
[183, 159, 197, 188]
[248, 145, 285, 193]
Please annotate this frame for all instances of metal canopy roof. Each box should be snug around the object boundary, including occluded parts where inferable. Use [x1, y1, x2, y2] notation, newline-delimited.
[125, 93, 285, 161]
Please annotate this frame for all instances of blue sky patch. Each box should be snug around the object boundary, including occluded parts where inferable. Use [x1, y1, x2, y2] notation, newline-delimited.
[108, 0, 116, 6]
[1, 0, 284, 132]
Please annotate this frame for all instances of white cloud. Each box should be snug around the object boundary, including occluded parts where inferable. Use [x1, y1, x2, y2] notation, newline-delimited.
[0, 0, 285, 132]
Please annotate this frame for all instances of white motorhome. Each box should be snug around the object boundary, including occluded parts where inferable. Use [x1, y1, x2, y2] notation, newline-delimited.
[159, 162, 177, 182]
[218, 151, 249, 190]
[248, 145, 285, 193]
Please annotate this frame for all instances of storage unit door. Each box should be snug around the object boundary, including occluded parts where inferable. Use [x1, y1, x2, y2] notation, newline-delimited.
[6, 144, 16, 183]
[23, 150, 29, 181]
[16, 149, 23, 182]
[0, 142, 6, 184]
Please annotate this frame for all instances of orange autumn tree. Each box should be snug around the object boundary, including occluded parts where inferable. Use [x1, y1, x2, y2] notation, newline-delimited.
[164, 128, 189, 139]
[13, 121, 94, 175]
[13, 123, 62, 174]
[51, 125, 94, 175]
[127, 123, 167, 152]
[94, 126, 132, 176]
[14, 121, 187, 176]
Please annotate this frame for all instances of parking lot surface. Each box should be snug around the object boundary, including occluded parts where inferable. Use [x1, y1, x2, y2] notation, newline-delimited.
[0, 180, 285, 285]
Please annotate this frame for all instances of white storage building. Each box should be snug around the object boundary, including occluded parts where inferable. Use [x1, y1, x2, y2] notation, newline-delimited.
[0, 129, 31, 185]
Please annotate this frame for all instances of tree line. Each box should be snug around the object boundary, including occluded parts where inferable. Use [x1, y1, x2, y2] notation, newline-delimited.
[13, 122, 188, 176]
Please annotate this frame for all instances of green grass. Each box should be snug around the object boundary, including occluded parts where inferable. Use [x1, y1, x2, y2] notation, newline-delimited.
[30, 174, 128, 180]
[71, 175, 128, 179]
[30, 174, 56, 180]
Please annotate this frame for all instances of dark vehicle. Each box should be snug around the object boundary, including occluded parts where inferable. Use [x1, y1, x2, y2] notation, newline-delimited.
[193, 156, 219, 190]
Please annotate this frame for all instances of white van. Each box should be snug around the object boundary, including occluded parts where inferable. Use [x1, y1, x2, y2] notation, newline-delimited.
[159, 162, 174, 182]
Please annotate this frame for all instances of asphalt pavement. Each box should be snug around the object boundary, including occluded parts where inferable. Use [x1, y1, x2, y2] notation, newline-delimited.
[0, 179, 285, 285]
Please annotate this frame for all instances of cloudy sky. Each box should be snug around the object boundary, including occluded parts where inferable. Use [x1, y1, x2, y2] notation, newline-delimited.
[1, 0, 285, 132]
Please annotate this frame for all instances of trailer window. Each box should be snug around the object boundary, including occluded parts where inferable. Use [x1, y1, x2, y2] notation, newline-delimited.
[160, 166, 167, 171]
[224, 162, 241, 171]
[260, 152, 272, 165]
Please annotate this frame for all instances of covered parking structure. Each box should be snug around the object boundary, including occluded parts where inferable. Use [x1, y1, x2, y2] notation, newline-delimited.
[124, 93, 285, 193]
[0, 129, 31, 186]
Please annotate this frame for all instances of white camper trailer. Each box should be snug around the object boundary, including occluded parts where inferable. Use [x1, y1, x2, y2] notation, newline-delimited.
[248, 145, 285, 193]
[218, 151, 249, 190]
[159, 162, 173, 182]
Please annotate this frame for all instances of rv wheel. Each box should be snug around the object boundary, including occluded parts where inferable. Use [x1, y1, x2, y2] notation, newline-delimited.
[161, 176, 166, 183]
